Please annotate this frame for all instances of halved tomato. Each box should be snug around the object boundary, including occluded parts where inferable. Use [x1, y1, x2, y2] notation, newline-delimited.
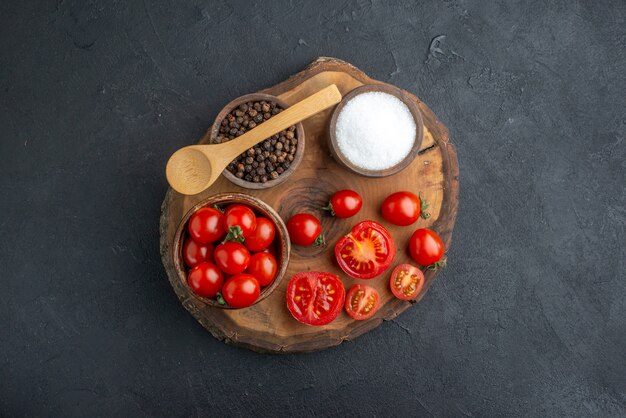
[389, 264, 425, 300]
[334, 221, 396, 279]
[286, 272, 345, 326]
[345, 284, 380, 320]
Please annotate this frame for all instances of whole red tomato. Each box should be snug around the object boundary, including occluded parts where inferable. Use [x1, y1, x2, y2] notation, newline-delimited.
[409, 228, 445, 267]
[188, 207, 223, 243]
[244, 217, 276, 252]
[287, 213, 323, 246]
[182, 238, 213, 268]
[381, 191, 428, 226]
[223, 204, 257, 239]
[246, 252, 278, 286]
[222, 274, 260, 308]
[214, 242, 251, 275]
[325, 190, 362, 218]
[187, 262, 223, 298]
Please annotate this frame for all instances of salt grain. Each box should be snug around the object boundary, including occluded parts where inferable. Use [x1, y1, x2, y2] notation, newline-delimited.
[335, 91, 416, 170]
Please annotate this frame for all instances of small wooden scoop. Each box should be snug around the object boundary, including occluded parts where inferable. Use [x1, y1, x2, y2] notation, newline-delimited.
[166, 84, 342, 195]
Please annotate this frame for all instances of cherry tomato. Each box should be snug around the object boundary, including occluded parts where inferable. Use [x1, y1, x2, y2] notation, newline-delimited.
[325, 190, 362, 218]
[214, 242, 250, 275]
[246, 252, 278, 287]
[286, 272, 345, 326]
[188, 207, 224, 243]
[381, 191, 423, 226]
[182, 238, 213, 268]
[244, 217, 275, 252]
[187, 262, 224, 298]
[335, 221, 396, 279]
[287, 213, 323, 246]
[409, 228, 445, 267]
[223, 204, 257, 238]
[222, 274, 260, 308]
[389, 264, 424, 300]
[345, 284, 380, 320]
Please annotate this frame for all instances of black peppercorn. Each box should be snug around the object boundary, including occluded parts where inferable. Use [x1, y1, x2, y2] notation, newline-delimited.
[215, 99, 297, 184]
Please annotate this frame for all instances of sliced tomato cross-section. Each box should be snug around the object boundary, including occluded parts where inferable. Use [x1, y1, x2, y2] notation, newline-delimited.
[345, 284, 380, 320]
[389, 264, 425, 300]
[286, 272, 345, 326]
[334, 221, 396, 279]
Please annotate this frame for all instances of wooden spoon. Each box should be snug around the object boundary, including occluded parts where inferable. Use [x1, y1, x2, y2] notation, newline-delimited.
[166, 84, 342, 195]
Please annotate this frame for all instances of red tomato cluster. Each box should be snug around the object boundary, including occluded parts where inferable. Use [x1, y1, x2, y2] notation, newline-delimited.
[283, 188, 447, 327]
[184, 204, 279, 308]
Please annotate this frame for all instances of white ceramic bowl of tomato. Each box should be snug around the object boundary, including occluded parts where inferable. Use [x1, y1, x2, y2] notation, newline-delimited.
[172, 193, 290, 309]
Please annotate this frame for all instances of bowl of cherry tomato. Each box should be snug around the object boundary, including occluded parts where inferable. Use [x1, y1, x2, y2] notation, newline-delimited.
[172, 193, 290, 309]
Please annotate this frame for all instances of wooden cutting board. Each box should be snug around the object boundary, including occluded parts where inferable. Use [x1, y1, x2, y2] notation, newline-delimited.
[159, 57, 459, 353]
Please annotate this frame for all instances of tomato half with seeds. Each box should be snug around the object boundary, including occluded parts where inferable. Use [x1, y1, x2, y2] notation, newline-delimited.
[345, 284, 380, 320]
[390, 264, 424, 300]
[286, 272, 345, 326]
[334, 221, 396, 279]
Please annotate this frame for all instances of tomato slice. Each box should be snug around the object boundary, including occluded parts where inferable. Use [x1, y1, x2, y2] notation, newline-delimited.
[389, 264, 424, 300]
[286, 272, 345, 326]
[334, 221, 396, 279]
[345, 284, 380, 320]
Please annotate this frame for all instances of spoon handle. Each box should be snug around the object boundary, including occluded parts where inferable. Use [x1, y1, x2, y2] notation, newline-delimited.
[222, 84, 342, 162]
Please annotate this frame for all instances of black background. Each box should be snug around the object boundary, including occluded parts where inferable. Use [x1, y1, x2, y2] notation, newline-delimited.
[1, 1, 625, 416]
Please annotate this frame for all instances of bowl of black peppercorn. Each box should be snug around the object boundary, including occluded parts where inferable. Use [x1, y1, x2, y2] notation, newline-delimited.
[208, 93, 306, 189]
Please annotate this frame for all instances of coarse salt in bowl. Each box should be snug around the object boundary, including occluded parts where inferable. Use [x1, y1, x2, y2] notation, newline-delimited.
[328, 84, 424, 177]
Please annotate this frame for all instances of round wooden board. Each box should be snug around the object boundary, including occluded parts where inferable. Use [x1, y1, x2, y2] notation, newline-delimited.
[160, 57, 459, 353]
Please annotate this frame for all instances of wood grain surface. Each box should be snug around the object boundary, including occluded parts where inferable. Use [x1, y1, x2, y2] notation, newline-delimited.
[160, 57, 460, 353]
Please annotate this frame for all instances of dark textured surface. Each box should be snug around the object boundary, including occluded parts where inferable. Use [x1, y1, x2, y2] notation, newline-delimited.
[1, 0, 625, 416]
